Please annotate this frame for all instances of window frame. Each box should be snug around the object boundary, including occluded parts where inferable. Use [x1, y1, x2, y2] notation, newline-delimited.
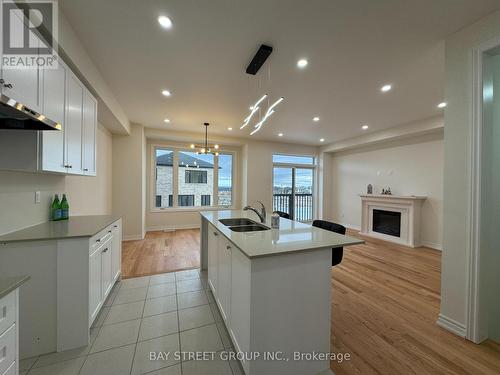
[150, 145, 236, 212]
[272, 153, 317, 222]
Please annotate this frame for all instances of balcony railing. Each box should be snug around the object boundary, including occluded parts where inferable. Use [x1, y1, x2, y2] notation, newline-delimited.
[273, 193, 313, 222]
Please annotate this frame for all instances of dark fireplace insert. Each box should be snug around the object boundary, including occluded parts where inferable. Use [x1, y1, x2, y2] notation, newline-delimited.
[373, 209, 401, 237]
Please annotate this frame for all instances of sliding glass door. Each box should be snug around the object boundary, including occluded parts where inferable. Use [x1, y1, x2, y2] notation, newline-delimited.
[272, 154, 315, 221]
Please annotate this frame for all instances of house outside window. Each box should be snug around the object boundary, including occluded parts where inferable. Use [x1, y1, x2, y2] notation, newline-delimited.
[153, 147, 234, 209]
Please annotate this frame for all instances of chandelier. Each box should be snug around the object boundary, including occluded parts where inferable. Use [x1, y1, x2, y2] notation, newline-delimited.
[190, 122, 220, 155]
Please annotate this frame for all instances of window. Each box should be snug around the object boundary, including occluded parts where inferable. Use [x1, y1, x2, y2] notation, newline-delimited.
[155, 149, 174, 208]
[272, 154, 315, 222]
[185, 170, 207, 183]
[178, 195, 195, 206]
[153, 147, 234, 209]
[273, 154, 315, 165]
[218, 153, 233, 206]
[201, 195, 211, 206]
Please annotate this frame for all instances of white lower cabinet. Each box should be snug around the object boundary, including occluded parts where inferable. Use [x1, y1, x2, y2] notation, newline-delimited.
[207, 227, 219, 295]
[0, 290, 19, 375]
[88, 219, 122, 326]
[217, 237, 232, 322]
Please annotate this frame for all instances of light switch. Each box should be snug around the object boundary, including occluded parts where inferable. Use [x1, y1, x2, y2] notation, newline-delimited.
[35, 191, 41, 204]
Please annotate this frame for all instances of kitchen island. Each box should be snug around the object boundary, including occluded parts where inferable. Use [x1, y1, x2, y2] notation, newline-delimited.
[200, 210, 363, 375]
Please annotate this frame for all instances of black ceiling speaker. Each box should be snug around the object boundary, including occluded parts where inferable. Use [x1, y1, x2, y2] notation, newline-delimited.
[246, 44, 273, 75]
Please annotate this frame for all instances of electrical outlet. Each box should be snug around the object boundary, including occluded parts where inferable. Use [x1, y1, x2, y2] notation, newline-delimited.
[35, 191, 41, 204]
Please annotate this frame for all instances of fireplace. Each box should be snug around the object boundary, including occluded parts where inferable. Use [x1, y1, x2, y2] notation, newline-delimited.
[372, 209, 401, 237]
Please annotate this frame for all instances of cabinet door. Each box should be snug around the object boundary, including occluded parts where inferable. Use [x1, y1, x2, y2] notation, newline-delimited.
[207, 227, 219, 296]
[101, 241, 113, 298]
[0, 32, 43, 112]
[89, 248, 102, 324]
[65, 73, 83, 174]
[217, 238, 232, 322]
[111, 223, 122, 281]
[40, 62, 66, 173]
[82, 91, 97, 176]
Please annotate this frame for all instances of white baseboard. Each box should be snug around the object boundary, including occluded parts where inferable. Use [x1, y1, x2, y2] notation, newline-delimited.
[421, 241, 443, 251]
[337, 222, 361, 231]
[146, 224, 200, 232]
[123, 234, 144, 241]
[436, 313, 466, 337]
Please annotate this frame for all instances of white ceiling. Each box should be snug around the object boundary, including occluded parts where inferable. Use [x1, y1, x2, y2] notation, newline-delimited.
[61, 0, 500, 145]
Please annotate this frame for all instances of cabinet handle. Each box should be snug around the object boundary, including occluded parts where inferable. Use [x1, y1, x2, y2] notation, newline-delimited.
[83, 168, 88, 172]
[0, 79, 12, 88]
[114, 225, 118, 228]
[213, 232, 218, 236]
[68, 165, 73, 169]
[96, 239, 101, 243]
[108, 230, 112, 233]
[226, 245, 231, 250]
[102, 248, 108, 253]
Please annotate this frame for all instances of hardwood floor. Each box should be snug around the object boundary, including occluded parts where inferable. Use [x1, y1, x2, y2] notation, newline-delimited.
[331, 230, 500, 375]
[121, 229, 200, 278]
[121, 228, 500, 374]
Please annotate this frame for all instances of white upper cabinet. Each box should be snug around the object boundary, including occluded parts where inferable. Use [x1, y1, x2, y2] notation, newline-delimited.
[41, 62, 67, 173]
[82, 91, 97, 176]
[65, 73, 84, 175]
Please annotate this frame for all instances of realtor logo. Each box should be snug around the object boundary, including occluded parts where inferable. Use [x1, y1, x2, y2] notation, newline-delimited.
[1, 0, 58, 69]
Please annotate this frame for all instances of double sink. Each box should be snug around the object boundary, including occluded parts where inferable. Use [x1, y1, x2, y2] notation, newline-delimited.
[219, 218, 270, 232]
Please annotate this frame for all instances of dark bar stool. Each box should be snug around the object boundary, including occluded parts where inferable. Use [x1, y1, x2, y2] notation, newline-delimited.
[274, 211, 290, 219]
[312, 220, 346, 266]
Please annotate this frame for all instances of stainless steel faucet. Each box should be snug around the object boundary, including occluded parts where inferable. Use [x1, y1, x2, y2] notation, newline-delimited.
[243, 201, 266, 223]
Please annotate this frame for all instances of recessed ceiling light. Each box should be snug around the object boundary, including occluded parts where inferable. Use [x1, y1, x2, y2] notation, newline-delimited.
[381, 84, 392, 93]
[190, 144, 195, 149]
[313, 116, 320, 122]
[297, 59, 308, 69]
[437, 102, 447, 108]
[158, 16, 172, 29]
[278, 132, 284, 137]
[320, 138, 325, 142]
[164, 118, 170, 123]
[227, 127, 233, 131]
[161, 89, 171, 97]
[362, 124, 369, 130]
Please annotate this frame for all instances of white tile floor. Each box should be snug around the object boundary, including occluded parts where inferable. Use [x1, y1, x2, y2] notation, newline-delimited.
[20, 269, 244, 375]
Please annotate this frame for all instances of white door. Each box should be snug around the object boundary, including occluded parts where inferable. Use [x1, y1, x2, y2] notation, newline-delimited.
[82, 91, 97, 176]
[65, 74, 83, 174]
[111, 223, 122, 281]
[41, 62, 66, 173]
[208, 227, 219, 295]
[217, 238, 232, 322]
[89, 248, 102, 324]
[101, 240, 113, 298]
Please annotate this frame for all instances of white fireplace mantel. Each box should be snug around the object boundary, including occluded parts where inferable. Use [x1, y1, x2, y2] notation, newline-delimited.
[359, 194, 427, 247]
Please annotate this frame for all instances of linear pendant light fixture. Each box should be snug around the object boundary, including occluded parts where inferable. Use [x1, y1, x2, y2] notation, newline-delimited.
[250, 96, 284, 135]
[241, 94, 268, 129]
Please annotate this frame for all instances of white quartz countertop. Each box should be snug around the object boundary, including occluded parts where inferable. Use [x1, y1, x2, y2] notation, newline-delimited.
[0, 215, 121, 243]
[200, 210, 364, 258]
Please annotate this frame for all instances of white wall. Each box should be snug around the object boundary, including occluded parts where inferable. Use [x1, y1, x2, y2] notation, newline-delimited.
[441, 10, 500, 336]
[0, 124, 113, 236]
[329, 133, 444, 249]
[482, 53, 500, 342]
[112, 124, 146, 240]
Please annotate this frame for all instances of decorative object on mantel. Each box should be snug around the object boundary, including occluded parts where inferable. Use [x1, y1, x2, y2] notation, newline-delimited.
[367, 184, 373, 194]
[381, 187, 392, 195]
[190, 123, 220, 155]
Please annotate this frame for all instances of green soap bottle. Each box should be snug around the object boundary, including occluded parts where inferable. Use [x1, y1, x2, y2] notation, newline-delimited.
[61, 194, 69, 220]
[51, 194, 62, 221]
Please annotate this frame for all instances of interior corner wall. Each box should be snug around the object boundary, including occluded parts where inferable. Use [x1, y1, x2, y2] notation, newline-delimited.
[329, 133, 444, 248]
[441, 10, 500, 334]
[112, 124, 145, 240]
[318, 151, 333, 221]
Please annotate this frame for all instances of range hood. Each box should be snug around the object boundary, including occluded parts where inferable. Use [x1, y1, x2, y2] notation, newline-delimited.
[0, 94, 61, 130]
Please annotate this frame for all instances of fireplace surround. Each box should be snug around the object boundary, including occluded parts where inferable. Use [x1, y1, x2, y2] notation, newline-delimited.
[359, 194, 426, 247]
